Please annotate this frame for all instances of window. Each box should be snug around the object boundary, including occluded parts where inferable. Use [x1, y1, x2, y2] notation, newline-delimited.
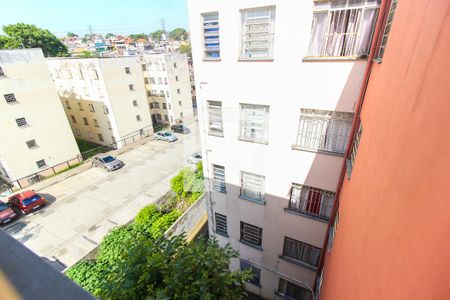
[295, 109, 353, 154]
[164, 115, 169, 121]
[164, 78, 168, 85]
[307, 0, 381, 58]
[0, 66, 4, 76]
[74, 129, 81, 136]
[328, 211, 339, 252]
[162, 63, 166, 71]
[173, 62, 177, 68]
[16, 118, 27, 127]
[154, 102, 160, 109]
[4, 94, 16, 103]
[175, 75, 179, 81]
[215, 213, 228, 236]
[240, 260, 261, 286]
[240, 221, 262, 248]
[125, 67, 130, 74]
[282, 237, 321, 269]
[347, 121, 363, 177]
[239, 104, 270, 143]
[144, 77, 149, 84]
[83, 87, 90, 97]
[158, 77, 163, 84]
[288, 184, 335, 220]
[277, 278, 312, 300]
[207, 101, 223, 136]
[376, 0, 398, 60]
[78, 102, 84, 111]
[160, 90, 165, 97]
[129, 84, 134, 91]
[156, 114, 162, 120]
[180, 112, 183, 118]
[94, 119, 99, 127]
[168, 103, 171, 110]
[202, 12, 220, 59]
[212, 165, 226, 193]
[177, 88, 181, 94]
[88, 132, 94, 140]
[162, 103, 167, 109]
[83, 117, 89, 126]
[93, 70, 99, 80]
[142, 64, 147, 71]
[66, 70, 73, 79]
[108, 121, 112, 130]
[111, 136, 116, 144]
[98, 133, 104, 142]
[150, 102, 154, 109]
[65, 101, 71, 110]
[240, 6, 276, 59]
[36, 159, 46, 169]
[71, 115, 76, 123]
[241, 171, 265, 203]
[136, 115, 142, 121]
[26, 140, 37, 149]
[88, 104, 95, 112]
[166, 90, 170, 97]
[79, 69, 84, 79]
[178, 100, 182, 106]
[103, 105, 109, 114]
[150, 77, 156, 84]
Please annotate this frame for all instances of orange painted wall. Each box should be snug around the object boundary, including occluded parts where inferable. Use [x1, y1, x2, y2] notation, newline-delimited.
[320, 1, 450, 299]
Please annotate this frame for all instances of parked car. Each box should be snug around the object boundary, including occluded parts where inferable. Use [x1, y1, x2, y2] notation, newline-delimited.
[8, 190, 48, 215]
[92, 154, 124, 171]
[187, 152, 202, 164]
[171, 124, 190, 134]
[154, 131, 178, 142]
[0, 201, 18, 225]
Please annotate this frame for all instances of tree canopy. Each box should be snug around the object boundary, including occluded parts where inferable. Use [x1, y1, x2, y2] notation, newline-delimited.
[105, 33, 115, 39]
[179, 43, 192, 56]
[170, 28, 188, 41]
[129, 33, 148, 41]
[67, 32, 78, 37]
[0, 23, 68, 57]
[150, 29, 165, 41]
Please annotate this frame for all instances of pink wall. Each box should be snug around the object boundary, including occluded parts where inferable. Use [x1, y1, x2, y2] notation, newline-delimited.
[320, 0, 450, 299]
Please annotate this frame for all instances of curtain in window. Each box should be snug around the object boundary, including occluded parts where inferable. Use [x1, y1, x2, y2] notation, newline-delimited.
[305, 190, 322, 215]
[308, 12, 329, 56]
[240, 105, 269, 141]
[324, 8, 362, 57]
[357, 8, 378, 55]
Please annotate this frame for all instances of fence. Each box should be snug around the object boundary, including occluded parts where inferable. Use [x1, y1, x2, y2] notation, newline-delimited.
[112, 125, 154, 149]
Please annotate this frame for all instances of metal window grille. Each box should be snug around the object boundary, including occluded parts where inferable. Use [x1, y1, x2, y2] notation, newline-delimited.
[94, 119, 99, 127]
[150, 102, 154, 109]
[144, 78, 149, 84]
[71, 115, 76, 123]
[215, 213, 228, 236]
[79, 69, 84, 79]
[208, 101, 223, 135]
[89, 104, 95, 112]
[16, 118, 27, 127]
[296, 109, 353, 154]
[93, 70, 99, 80]
[164, 115, 169, 121]
[136, 115, 142, 121]
[0, 66, 4, 76]
[283, 237, 321, 268]
[150, 77, 156, 84]
[308, 0, 380, 57]
[103, 105, 109, 114]
[241, 171, 265, 203]
[4, 94, 17, 103]
[349, 121, 363, 168]
[98, 134, 104, 142]
[376, 0, 398, 60]
[66, 101, 71, 110]
[158, 77, 162, 84]
[154, 102, 160, 109]
[240, 221, 262, 246]
[83, 117, 89, 126]
[160, 90, 165, 96]
[177, 88, 181, 94]
[156, 114, 162, 120]
[277, 278, 312, 300]
[36, 159, 46, 169]
[212, 165, 226, 193]
[239, 104, 270, 143]
[78, 102, 84, 111]
[125, 67, 130, 74]
[240, 6, 276, 58]
[129, 84, 134, 91]
[328, 211, 339, 252]
[240, 260, 261, 286]
[202, 12, 220, 59]
[26, 140, 37, 149]
[289, 184, 335, 220]
[133, 100, 138, 107]
[142, 64, 147, 71]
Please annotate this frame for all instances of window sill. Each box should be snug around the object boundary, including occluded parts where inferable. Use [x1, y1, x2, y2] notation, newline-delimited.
[291, 145, 344, 157]
[208, 132, 224, 138]
[279, 255, 318, 272]
[238, 137, 268, 145]
[238, 57, 274, 62]
[28, 146, 40, 150]
[284, 208, 329, 224]
[302, 55, 368, 62]
[240, 195, 265, 205]
[239, 240, 263, 251]
[18, 125, 30, 129]
[203, 58, 221, 62]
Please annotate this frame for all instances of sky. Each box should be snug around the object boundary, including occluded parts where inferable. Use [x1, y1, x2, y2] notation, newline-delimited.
[0, 0, 189, 37]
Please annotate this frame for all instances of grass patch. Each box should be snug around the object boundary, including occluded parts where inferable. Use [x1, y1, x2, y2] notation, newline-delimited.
[76, 138, 110, 160]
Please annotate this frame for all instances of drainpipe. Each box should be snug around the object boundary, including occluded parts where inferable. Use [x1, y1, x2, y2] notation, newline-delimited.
[315, 0, 391, 293]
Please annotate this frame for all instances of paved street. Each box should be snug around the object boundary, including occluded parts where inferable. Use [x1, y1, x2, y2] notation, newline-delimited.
[2, 123, 200, 268]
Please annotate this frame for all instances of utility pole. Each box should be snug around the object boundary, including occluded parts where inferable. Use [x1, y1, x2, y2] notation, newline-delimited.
[88, 25, 94, 41]
[161, 19, 166, 41]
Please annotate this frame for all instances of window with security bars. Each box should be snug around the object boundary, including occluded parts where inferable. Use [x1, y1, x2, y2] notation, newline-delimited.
[240, 260, 261, 286]
[26, 140, 37, 149]
[307, 0, 381, 58]
[207, 101, 224, 136]
[4, 94, 17, 103]
[83, 117, 89, 126]
[295, 109, 353, 154]
[202, 12, 220, 59]
[240, 6, 276, 59]
[282, 237, 321, 269]
[98, 133, 104, 142]
[239, 104, 269, 143]
[215, 213, 228, 236]
[16, 118, 27, 127]
[288, 184, 335, 220]
[375, 0, 398, 60]
[240, 221, 262, 247]
[212, 165, 226, 193]
[277, 278, 312, 300]
[241, 171, 265, 203]
[347, 121, 363, 177]
[36, 159, 46, 169]
[328, 211, 339, 252]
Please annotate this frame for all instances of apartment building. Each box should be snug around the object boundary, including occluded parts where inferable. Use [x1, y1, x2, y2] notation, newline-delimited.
[188, 0, 381, 298]
[318, 1, 450, 299]
[46, 57, 153, 149]
[140, 53, 195, 125]
[0, 49, 80, 183]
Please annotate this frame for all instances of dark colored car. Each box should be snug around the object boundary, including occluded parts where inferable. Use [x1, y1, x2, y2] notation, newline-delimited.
[0, 201, 18, 224]
[8, 190, 48, 215]
[171, 124, 190, 134]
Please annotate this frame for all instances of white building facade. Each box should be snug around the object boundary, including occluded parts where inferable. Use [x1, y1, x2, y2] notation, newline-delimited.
[188, 0, 380, 299]
[0, 49, 80, 183]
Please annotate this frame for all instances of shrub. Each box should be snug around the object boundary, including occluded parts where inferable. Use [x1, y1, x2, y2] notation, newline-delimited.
[148, 210, 182, 239]
[66, 260, 106, 295]
[134, 204, 162, 228]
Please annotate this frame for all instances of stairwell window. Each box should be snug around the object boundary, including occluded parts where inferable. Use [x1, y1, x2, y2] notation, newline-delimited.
[36, 159, 46, 169]
[240, 171, 265, 204]
[207, 101, 223, 136]
[240, 221, 262, 248]
[239, 104, 270, 144]
[282, 237, 321, 269]
[295, 109, 353, 155]
[202, 12, 220, 60]
[240, 6, 276, 59]
[375, 0, 398, 61]
[16, 118, 28, 127]
[288, 184, 335, 221]
[125, 67, 130, 74]
[307, 0, 381, 58]
[215, 213, 228, 237]
[4, 94, 17, 103]
[277, 278, 312, 300]
[212, 164, 226, 193]
[26, 140, 37, 149]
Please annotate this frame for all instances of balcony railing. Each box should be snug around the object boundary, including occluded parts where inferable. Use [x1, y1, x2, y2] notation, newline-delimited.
[287, 184, 334, 221]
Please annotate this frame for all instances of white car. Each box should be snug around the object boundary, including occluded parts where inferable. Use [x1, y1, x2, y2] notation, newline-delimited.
[154, 131, 178, 142]
[187, 153, 202, 164]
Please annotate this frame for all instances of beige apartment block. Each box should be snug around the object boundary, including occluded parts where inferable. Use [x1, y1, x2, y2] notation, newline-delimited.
[47, 57, 153, 149]
[140, 53, 194, 126]
[188, 0, 382, 299]
[0, 49, 80, 183]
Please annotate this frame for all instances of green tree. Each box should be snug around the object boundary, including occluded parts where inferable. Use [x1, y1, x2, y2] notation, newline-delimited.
[150, 29, 165, 41]
[105, 33, 115, 39]
[179, 43, 192, 56]
[79, 51, 94, 58]
[129, 33, 148, 40]
[0, 23, 68, 57]
[170, 28, 188, 41]
[67, 32, 77, 37]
